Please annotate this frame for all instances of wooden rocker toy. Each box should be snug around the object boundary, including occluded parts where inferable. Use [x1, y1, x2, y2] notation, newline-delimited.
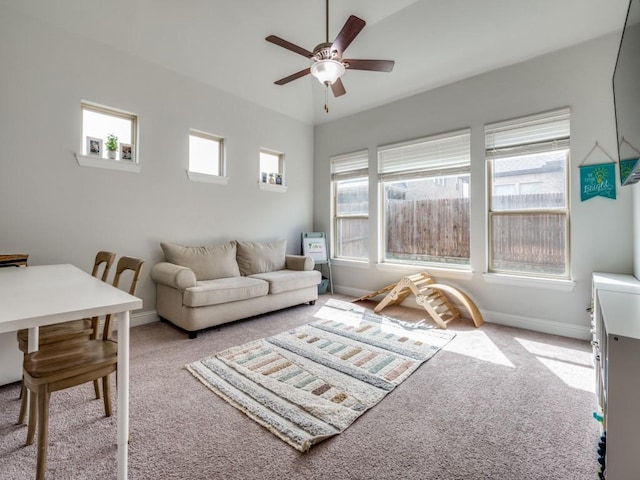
[354, 272, 484, 329]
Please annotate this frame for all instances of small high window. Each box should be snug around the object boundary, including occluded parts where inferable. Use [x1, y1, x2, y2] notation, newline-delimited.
[259, 149, 284, 186]
[81, 102, 137, 161]
[188, 130, 225, 180]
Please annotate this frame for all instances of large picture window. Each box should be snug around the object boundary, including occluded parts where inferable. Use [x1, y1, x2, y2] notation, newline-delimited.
[378, 130, 471, 266]
[486, 108, 570, 277]
[331, 150, 369, 261]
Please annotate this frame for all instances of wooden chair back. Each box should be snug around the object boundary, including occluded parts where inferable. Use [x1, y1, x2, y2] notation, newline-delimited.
[0, 254, 29, 267]
[91, 251, 116, 282]
[102, 256, 144, 340]
[87, 251, 116, 340]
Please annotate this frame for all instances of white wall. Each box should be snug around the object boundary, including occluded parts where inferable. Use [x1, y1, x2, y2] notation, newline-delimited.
[314, 34, 634, 339]
[0, 12, 314, 321]
[0, 8, 316, 383]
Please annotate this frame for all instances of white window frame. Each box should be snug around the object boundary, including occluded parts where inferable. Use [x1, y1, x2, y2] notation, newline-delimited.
[331, 150, 369, 262]
[378, 129, 471, 268]
[485, 108, 571, 279]
[76, 101, 140, 173]
[187, 129, 228, 185]
[259, 148, 286, 191]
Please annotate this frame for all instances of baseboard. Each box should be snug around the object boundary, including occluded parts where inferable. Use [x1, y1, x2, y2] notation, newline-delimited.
[131, 310, 160, 328]
[333, 285, 591, 340]
[111, 310, 159, 331]
[481, 310, 590, 340]
[334, 285, 384, 301]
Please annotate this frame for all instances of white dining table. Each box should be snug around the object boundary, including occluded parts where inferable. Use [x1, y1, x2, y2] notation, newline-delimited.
[0, 264, 142, 480]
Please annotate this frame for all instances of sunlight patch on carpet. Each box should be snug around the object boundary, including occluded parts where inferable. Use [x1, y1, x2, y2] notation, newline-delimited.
[444, 330, 514, 368]
[515, 338, 593, 366]
[515, 337, 595, 392]
[186, 299, 455, 451]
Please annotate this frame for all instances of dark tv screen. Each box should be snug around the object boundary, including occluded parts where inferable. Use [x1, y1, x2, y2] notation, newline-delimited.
[613, 0, 640, 175]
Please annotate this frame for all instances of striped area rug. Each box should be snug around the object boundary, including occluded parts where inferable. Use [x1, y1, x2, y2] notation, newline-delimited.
[186, 299, 455, 452]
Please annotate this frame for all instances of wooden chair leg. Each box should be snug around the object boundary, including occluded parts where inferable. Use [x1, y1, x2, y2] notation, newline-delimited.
[36, 387, 50, 480]
[102, 375, 112, 417]
[93, 379, 101, 399]
[18, 383, 28, 424]
[26, 390, 37, 446]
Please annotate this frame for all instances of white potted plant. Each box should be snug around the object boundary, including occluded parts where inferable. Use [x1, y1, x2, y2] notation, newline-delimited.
[105, 133, 118, 159]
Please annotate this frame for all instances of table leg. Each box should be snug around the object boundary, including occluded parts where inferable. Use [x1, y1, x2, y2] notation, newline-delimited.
[27, 326, 39, 352]
[25, 327, 39, 420]
[116, 311, 130, 480]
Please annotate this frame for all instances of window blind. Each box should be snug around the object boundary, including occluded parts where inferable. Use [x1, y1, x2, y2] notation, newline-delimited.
[331, 150, 368, 180]
[485, 108, 570, 159]
[378, 129, 470, 180]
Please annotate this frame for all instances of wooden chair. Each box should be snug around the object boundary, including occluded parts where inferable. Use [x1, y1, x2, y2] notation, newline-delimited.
[17, 251, 117, 424]
[22, 256, 144, 480]
[0, 253, 29, 267]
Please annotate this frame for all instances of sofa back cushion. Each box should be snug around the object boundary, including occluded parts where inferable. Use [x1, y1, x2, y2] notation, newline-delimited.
[236, 239, 286, 276]
[160, 241, 241, 281]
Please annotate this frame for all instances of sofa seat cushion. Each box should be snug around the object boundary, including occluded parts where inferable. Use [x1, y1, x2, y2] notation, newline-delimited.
[183, 276, 268, 307]
[249, 269, 321, 295]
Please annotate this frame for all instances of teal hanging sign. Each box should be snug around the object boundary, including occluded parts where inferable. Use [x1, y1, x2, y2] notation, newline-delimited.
[580, 163, 616, 201]
[620, 158, 640, 185]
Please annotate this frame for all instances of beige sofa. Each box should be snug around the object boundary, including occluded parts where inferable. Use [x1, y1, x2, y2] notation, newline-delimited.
[151, 239, 321, 338]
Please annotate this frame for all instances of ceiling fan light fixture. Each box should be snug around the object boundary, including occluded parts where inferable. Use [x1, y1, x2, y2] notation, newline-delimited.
[310, 59, 345, 85]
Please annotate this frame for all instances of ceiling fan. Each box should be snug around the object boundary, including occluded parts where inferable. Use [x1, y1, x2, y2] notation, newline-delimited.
[265, 0, 395, 104]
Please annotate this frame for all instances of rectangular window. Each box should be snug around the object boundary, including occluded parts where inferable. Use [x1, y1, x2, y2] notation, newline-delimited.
[486, 108, 570, 277]
[378, 130, 471, 266]
[189, 130, 224, 177]
[331, 151, 369, 260]
[81, 102, 137, 161]
[260, 149, 284, 185]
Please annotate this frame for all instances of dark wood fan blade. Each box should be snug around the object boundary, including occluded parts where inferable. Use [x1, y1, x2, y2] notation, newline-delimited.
[344, 59, 395, 72]
[331, 15, 366, 55]
[274, 68, 311, 85]
[265, 35, 313, 58]
[331, 78, 346, 97]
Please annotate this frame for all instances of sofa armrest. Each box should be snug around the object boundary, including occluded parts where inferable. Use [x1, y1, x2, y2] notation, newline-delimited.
[285, 254, 315, 271]
[151, 262, 197, 291]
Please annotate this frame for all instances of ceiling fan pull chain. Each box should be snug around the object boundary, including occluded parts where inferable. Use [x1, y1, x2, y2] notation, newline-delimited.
[324, 84, 329, 113]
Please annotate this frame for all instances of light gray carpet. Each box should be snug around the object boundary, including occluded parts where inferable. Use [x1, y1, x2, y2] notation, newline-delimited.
[0, 295, 600, 479]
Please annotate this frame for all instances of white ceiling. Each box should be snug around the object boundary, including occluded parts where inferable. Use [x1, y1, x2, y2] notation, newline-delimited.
[3, 0, 630, 124]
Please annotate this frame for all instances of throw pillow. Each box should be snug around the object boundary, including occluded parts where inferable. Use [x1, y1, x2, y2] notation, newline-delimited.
[236, 239, 286, 276]
[160, 241, 241, 281]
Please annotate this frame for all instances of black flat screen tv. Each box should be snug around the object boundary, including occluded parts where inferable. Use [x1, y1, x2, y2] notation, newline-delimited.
[613, 0, 640, 184]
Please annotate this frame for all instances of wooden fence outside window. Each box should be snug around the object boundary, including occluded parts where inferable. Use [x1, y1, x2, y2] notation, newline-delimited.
[336, 193, 566, 272]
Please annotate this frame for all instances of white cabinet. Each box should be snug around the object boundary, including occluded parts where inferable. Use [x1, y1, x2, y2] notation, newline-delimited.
[592, 273, 640, 479]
